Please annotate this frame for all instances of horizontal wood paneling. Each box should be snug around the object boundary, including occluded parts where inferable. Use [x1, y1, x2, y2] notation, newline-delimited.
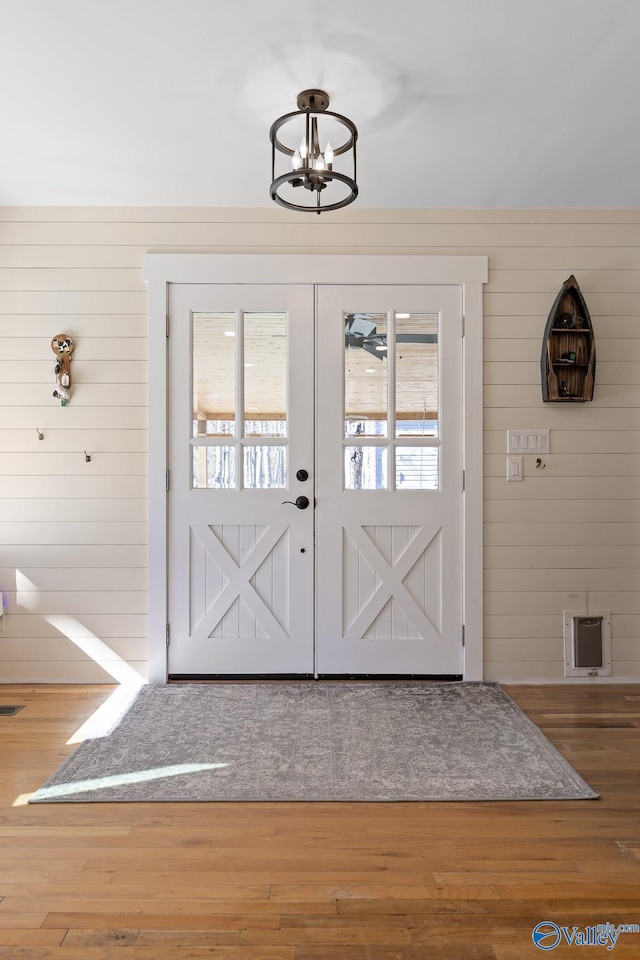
[484, 568, 639, 592]
[0, 386, 148, 408]
[484, 499, 640, 523]
[0, 315, 147, 337]
[1, 218, 639, 247]
[4, 590, 146, 614]
[0, 360, 147, 383]
[0, 268, 145, 291]
[0, 206, 638, 682]
[0, 521, 147, 544]
[483, 521, 640, 546]
[485, 476, 640, 499]
[485, 546, 640, 569]
[0, 407, 147, 428]
[0, 454, 146, 477]
[0, 545, 147, 567]
[0, 476, 147, 498]
[4, 614, 147, 637]
[0, 499, 146, 522]
[0, 431, 147, 453]
[0, 637, 147, 661]
[485, 592, 640, 616]
[0, 661, 147, 682]
[0, 566, 147, 589]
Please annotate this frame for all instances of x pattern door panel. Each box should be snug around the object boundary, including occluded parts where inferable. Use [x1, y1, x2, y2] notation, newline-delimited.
[190, 522, 290, 644]
[343, 523, 442, 643]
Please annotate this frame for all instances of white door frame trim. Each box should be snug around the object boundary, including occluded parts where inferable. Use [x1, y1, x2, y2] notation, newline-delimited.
[144, 254, 488, 683]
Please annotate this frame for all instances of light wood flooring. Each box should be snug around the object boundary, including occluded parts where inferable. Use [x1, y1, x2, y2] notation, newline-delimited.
[0, 682, 639, 959]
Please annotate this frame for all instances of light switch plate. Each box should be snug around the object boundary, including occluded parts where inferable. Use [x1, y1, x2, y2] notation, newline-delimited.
[506, 456, 523, 481]
[507, 429, 550, 454]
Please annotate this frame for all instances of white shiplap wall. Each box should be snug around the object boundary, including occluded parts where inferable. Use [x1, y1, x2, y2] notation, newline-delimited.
[0, 207, 638, 682]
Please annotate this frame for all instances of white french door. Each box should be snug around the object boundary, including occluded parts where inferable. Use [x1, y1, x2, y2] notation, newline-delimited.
[316, 286, 463, 675]
[167, 281, 464, 678]
[168, 284, 315, 675]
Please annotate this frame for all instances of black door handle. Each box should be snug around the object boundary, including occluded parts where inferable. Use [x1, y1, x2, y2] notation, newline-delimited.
[282, 495, 310, 510]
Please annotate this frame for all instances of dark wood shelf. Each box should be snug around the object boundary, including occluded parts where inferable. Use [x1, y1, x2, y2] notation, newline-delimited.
[541, 276, 596, 403]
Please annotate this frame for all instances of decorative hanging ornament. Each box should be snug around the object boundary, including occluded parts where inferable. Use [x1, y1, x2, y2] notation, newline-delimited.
[51, 334, 74, 404]
[270, 89, 358, 215]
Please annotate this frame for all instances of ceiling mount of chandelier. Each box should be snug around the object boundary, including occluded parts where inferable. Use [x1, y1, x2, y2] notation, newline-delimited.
[269, 88, 358, 215]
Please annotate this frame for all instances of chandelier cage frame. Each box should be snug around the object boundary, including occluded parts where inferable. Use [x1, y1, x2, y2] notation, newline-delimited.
[269, 89, 358, 214]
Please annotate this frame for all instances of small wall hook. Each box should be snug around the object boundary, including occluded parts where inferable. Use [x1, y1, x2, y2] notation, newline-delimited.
[84, 450, 91, 462]
[36, 427, 44, 440]
[536, 457, 546, 469]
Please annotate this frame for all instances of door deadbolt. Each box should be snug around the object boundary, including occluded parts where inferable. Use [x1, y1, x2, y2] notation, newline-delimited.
[296, 469, 309, 481]
[282, 495, 310, 510]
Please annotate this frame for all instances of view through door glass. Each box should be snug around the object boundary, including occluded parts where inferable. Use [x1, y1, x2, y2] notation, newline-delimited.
[344, 311, 440, 490]
[191, 311, 288, 489]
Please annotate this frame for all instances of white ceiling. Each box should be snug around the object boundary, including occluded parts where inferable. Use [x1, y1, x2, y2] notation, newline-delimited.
[1, 0, 639, 208]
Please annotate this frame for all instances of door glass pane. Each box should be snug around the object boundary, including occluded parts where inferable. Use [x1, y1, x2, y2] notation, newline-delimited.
[344, 312, 387, 438]
[244, 313, 287, 438]
[345, 446, 388, 490]
[395, 446, 439, 490]
[244, 446, 287, 489]
[395, 313, 439, 438]
[192, 445, 235, 489]
[193, 313, 236, 437]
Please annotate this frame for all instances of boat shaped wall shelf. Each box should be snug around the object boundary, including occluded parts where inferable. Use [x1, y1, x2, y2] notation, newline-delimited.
[541, 275, 595, 402]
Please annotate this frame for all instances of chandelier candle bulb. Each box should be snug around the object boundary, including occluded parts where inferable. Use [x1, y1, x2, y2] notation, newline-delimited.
[325, 142, 334, 169]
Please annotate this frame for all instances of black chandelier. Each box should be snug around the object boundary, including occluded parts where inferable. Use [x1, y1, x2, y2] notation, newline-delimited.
[269, 89, 358, 215]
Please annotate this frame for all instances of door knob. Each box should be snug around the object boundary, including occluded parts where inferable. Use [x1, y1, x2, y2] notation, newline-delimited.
[296, 469, 309, 481]
[282, 495, 310, 510]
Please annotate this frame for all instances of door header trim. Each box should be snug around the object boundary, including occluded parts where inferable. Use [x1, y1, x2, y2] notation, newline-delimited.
[144, 254, 488, 286]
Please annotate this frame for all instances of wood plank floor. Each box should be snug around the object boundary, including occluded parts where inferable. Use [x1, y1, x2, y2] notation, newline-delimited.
[0, 683, 639, 958]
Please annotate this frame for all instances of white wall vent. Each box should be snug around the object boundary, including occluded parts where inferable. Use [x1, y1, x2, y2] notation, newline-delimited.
[564, 611, 611, 677]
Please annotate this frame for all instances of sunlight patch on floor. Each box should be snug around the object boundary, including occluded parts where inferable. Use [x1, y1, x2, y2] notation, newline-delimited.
[34, 762, 230, 800]
[66, 683, 144, 745]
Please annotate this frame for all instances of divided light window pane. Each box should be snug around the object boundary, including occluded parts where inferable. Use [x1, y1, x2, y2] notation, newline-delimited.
[192, 446, 235, 489]
[344, 312, 387, 438]
[395, 447, 439, 490]
[244, 313, 287, 438]
[345, 446, 388, 490]
[192, 313, 236, 437]
[244, 446, 287, 489]
[395, 313, 439, 438]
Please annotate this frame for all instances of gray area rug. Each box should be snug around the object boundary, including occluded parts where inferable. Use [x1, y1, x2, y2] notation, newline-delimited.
[30, 682, 597, 803]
